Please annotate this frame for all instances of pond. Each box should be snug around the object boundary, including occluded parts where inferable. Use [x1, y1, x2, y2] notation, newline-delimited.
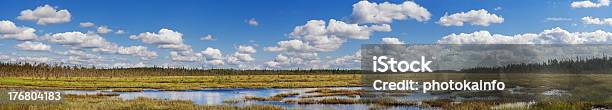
[2, 86, 577, 110]
[61, 87, 425, 110]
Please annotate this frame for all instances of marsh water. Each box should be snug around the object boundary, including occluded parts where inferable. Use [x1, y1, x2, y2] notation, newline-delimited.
[51, 86, 576, 110]
[63, 87, 363, 105]
[59, 87, 428, 110]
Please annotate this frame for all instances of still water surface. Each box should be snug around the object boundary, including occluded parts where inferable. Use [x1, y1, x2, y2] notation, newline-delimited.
[62, 87, 424, 110]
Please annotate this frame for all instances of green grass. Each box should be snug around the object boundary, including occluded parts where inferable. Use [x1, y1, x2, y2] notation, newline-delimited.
[422, 99, 601, 110]
[19, 93, 595, 110]
[1, 94, 284, 110]
[300, 88, 363, 98]
[285, 97, 417, 106]
[3, 73, 612, 109]
[0, 74, 361, 90]
[244, 92, 299, 101]
[366, 73, 612, 102]
[111, 88, 144, 92]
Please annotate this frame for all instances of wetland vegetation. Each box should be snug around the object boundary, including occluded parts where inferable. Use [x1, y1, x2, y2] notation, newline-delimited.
[2, 57, 612, 109]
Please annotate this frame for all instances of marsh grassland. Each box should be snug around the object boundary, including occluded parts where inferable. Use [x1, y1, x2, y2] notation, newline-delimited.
[0, 74, 362, 90]
[363, 73, 612, 109]
[1, 94, 283, 110]
[2, 73, 612, 110]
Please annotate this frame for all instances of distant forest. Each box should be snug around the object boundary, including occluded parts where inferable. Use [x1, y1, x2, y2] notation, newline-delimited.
[2, 56, 611, 77]
[460, 56, 612, 74]
[0, 62, 358, 77]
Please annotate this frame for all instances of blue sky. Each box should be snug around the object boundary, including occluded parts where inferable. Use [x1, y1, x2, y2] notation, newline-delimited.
[1, 0, 612, 69]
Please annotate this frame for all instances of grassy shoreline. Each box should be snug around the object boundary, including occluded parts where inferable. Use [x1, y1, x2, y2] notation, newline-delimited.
[3, 73, 612, 109]
[0, 74, 362, 90]
[3, 91, 610, 110]
[1, 94, 284, 110]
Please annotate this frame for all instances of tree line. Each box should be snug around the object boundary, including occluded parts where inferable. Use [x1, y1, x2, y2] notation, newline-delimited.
[0, 62, 359, 77]
[460, 56, 612, 74]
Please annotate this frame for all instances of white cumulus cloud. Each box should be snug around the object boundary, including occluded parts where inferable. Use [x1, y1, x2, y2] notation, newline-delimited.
[438, 9, 504, 27]
[350, 1, 431, 24]
[129, 28, 184, 44]
[237, 45, 256, 54]
[129, 28, 191, 51]
[15, 41, 51, 51]
[17, 4, 71, 25]
[381, 37, 405, 44]
[571, 0, 610, 8]
[169, 51, 203, 62]
[201, 47, 223, 59]
[582, 16, 612, 26]
[327, 50, 361, 69]
[46, 31, 115, 49]
[0, 20, 38, 41]
[437, 27, 612, 44]
[15, 56, 51, 63]
[232, 52, 255, 62]
[266, 19, 390, 52]
[158, 43, 191, 51]
[117, 46, 158, 58]
[63, 50, 104, 64]
[207, 59, 225, 65]
[264, 19, 391, 69]
[265, 39, 313, 52]
[227, 45, 257, 64]
[1, 55, 53, 63]
[265, 54, 294, 68]
[46, 31, 157, 58]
